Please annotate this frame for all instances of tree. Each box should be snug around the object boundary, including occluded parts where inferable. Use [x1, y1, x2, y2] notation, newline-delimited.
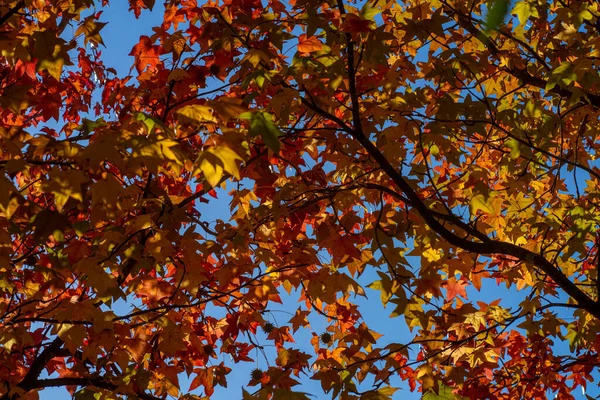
[1, 0, 600, 398]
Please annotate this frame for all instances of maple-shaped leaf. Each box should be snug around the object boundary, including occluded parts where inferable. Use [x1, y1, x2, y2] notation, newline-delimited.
[0, 85, 30, 114]
[40, 168, 89, 212]
[297, 35, 323, 54]
[422, 382, 467, 399]
[208, 97, 248, 121]
[129, 0, 156, 18]
[361, 387, 399, 399]
[289, 308, 311, 333]
[190, 367, 215, 395]
[129, 35, 162, 73]
[194, 145, 244, 187]
[240, 111, 282, 153]
[4, 1, 600, 399]
[76, 14, 107, 46]
[31, 209, 70, 243]
[0, 175, 21, 219]
[32, 30, 72, 79]
[485, 0, 510, 32]
[444, 278, 468, 301]
[271, 389, 311, 400]
[176, 104, 217, 125]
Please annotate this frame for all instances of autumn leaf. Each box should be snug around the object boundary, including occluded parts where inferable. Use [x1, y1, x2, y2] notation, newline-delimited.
[40, 168, 89, 212]
[469, 194, 494, 215]
[444, 278, 468, 301]
[129, 35, 162, 73]
[129, 0, 156, 18]
[176, 104, 218, 125]
[240, 111, 282, 153]
[76, 15, 107, 46]
[423, 382, 468, 399]
[297, 35, 323, 54]
[286, 310, 310, 335]
[32, 30, 72, 79]
[271, 389, 311, 399]
[195, 145, 244, 187]
[0, 85, 30, 114]
[208, 97, 248, 121]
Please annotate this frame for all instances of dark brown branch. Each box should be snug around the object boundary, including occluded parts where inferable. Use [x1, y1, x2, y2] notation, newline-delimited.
[1, 337, 63, 400]
[0, 159, 75, 167]
[29, 377, 162, 400]
[0, 1, 25, 27]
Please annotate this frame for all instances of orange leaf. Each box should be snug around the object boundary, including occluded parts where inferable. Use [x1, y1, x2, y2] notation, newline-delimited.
[129, 35, 162, 73]
[297, 35, 323, 54]
[445, 279, 468, 301]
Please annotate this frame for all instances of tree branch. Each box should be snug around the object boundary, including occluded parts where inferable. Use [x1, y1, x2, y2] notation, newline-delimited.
[30, 377, 163, 400]
[1, 337, 63, 400]
[0, 1, 24, 28]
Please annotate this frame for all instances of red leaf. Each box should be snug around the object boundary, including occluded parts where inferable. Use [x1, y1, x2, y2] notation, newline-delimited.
[129, 36, 162, 74]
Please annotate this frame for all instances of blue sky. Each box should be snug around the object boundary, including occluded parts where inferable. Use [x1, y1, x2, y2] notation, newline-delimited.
[34, 1, 600, 399]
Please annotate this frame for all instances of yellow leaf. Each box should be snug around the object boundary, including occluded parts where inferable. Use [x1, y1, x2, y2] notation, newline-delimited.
[75, 15, 107, 46]
[241, 49, 270, 67]
[195, 146, 243, 187]
[159, 139, 186, 164]
[75, 257, 117, 296]
[422, 247, 442, 262]
[469, 194, 494, 215]
[41, 168, 89, 212]
[130, 214, 155, 232]
[23, 280, 41, 297]
[196, 152, 225, 187]
[210, 146, 243, 179]
[167, 69, 190, 82]
[32, 30, 72, 80]
[0, 175, 21, 219]
[176, 104, 217, 125]
[0, 85, 30, 114]
[56, 324, 87, 353]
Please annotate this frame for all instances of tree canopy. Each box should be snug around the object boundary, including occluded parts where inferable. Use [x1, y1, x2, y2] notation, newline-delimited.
[1, 0, 600, 399]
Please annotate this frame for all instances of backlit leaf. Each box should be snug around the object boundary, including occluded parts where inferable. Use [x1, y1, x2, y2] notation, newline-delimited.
[240, 111, 281, 153]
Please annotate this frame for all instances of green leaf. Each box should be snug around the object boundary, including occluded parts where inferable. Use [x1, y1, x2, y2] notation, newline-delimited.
[506, 138, 520, 160]
[422, 383, 467, 399]
[240, 111, 282, 153]
[361, 1, 381, 21]
[133, 112, 173, 136]
[485, 0, 510, 33]
[79, 117, 106, 136]
[545, 61, 577, 91]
